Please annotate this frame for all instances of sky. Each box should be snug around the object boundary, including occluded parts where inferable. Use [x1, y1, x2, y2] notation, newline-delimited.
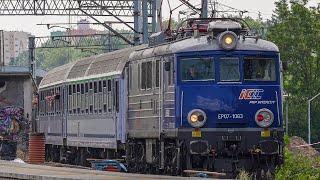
[0, 0, 318, 37]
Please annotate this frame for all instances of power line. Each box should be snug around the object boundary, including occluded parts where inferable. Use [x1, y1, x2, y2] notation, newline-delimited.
[179, 0, 273, 20]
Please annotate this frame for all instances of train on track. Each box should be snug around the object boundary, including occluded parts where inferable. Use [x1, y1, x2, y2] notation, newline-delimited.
[37, 18, 284, 177]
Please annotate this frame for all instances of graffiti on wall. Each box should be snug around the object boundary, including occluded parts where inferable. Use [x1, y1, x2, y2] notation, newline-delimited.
[0, 106, 29, 140]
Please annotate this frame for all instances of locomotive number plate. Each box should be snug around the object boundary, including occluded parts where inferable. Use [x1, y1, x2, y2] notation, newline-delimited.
[261, 129, 270, 137]
[192, 130, 202, 138]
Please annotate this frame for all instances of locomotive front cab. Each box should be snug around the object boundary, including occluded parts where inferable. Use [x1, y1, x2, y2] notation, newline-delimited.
[174, 19, 284, 176]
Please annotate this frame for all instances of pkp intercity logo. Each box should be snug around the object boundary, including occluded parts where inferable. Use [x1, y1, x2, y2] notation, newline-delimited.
[239, 89, 264, 100]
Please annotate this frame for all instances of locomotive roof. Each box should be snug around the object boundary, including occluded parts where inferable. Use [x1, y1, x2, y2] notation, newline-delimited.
[39, 45, 146, 89]
[129, 36, 279, 60]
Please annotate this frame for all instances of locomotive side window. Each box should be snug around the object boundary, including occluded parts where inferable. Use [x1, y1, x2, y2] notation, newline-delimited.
[141, 61, 152, 89]
[244, 58, 276, 81]
[167, 57, 175, 86]
[181, 57, 214, 81]
[219, 57, 240, 82]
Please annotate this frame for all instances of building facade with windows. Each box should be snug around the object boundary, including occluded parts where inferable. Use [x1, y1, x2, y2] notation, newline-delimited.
[2, 31, 31, 65]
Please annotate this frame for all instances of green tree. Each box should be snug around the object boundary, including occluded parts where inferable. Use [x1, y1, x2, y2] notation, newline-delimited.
[267, 0, 320, 141]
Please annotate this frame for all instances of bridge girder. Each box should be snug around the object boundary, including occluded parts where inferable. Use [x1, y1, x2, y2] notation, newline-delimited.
[0, 0, 152, 17]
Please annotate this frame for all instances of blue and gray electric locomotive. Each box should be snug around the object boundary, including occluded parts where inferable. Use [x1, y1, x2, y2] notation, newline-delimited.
[38, 18, 284, 177]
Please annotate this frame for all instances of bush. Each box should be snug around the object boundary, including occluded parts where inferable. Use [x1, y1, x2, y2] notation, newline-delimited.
[276, 136, 320, 179]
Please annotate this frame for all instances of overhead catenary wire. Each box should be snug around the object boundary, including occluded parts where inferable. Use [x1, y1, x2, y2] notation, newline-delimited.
[177, 0, 273, 20]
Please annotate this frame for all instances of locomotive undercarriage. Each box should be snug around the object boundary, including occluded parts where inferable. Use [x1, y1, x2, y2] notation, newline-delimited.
[125, 129, 284, 177]
[179, 128, 284, 178]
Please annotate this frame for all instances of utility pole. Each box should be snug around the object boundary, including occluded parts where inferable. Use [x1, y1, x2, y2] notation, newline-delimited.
[213, 0, 217, 18]
[308, 92, 320, 144]
[201, 0, 208, 18]
[142, 0, 148, 44]
[28, 36, 36, 80]
[108, 23, 112, 52]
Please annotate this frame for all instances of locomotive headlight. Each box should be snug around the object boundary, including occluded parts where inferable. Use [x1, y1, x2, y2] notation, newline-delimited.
[218, 31, 238, 50]
[255, 108, 274, 128]
[224, 36, 233, 45]
[188, 109, 207, 128]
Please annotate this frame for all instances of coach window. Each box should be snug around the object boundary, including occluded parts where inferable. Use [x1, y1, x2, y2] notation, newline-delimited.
[77, 84, 81, 114]
[137, 63, 141, 89]
[80, 84, 85, 114]
[244, 58, 276, 81]
[81, 84, 84, 94]
[94, 81, 98, 93]
[85, 83, 89, 114]
[107, 79, 112, 112]
[68, 85, 72, 95]
[141, 61, 152, 89]
[114, 81, 119, 112]
[155, 60, 160, 88]
[103, 80, 107, 113]
[89, 82, 93, 114]
[68, 85, 72, 114]
[94, 81, 98, 113]
[72, 84, 76, 114]
[56, 87, 60, 114]
[107, 79, 112, 92]
[98, 81, 102, 114]
[219, 57, 240, 82]
[181, 57, 214, 81]
[128, 64, 133, 90]
[43, 91, 46, 115]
